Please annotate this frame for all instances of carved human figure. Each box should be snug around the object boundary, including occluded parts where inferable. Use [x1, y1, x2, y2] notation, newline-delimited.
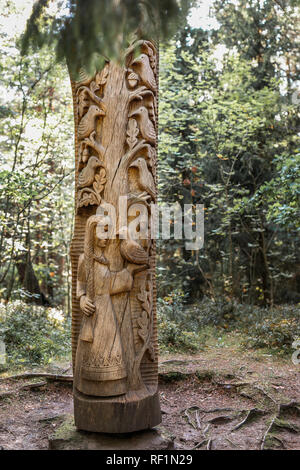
[74, 215, 145, 397]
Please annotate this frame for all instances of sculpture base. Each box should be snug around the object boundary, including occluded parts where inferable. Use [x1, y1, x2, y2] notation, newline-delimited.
[49, 414, 173, 450]
[74, 386, 161, 433]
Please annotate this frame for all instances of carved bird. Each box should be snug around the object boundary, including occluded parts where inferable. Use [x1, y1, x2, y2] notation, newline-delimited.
[118, 226, 149, 265]
[78, 105, 105, 140]
[129, 106, 156, 145]
[78, 156, 104, 188]
[131, 54, 156, 92]
[129, 157, 156, 200]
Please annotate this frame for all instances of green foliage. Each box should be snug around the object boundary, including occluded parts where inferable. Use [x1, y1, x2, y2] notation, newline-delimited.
[213, 0, 300, 88]
[157, 290, 202, 353]
[184, 297, 300, 354]
[242, 305, 300, 352]
[0, 300, 71, 366]
[158, 0, 300, 306]
[0, 1, 74, 307]
[257, 152, 300, 230]
[157, 291, 300, 355]
[21, 0, 193, 77]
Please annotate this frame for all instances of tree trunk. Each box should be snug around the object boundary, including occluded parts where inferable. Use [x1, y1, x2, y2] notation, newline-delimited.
[70, 39, 161, 433]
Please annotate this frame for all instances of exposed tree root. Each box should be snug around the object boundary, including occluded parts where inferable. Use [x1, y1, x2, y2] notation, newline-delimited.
[216, 381, 252, 388]
[260, 402, 300, 450]
[271, 436, 285, 449]
[192, 439, 208, 450]
[207, 415, 236, 425]
[159, 360, 191, 366]
[254, 385, 277, 404]
[192, 436, 219, 451]
[203, 423, 211, 436]
[233, 408, 265, 431]
[184, 407, 200, 429]
[261, 416, 277, 450]
[0, 391, 14, 399]
[19, 381, 47, 391]
[278, 401, 300, 416]
[207, 438, 213, 450]
[0, 373, 73, 383]
[273, 418, 300, 433]
[195, 409, 201, 429]
[0, 373, 73, 400]
[181, 406, 235, 414]
[0, 381, 49, 399]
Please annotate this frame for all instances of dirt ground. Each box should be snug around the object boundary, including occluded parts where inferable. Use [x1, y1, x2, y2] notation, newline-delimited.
[0, 346, 299, 450]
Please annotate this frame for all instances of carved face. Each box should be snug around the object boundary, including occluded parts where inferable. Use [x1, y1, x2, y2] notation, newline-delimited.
[95, 225, 108, 248]
[96, 238, 108, 248]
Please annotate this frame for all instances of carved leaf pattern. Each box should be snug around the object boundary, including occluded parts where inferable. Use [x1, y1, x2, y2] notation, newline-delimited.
[137, 284, 151, 314]
[77, 188, 101, 208]
[137, 311, 148, 342]
[126, 42, 157, 362]
[93, 168, 107, 194]
[77, 168, 106, 209]
[137, 279, 154, 358]
[126, 118, 139, 149]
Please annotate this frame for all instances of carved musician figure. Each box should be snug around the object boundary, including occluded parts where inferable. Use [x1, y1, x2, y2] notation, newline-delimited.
[75, 215, 147, 397]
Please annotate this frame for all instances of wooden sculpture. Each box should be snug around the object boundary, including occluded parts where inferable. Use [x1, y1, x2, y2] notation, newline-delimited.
[70, 39, 161, 433]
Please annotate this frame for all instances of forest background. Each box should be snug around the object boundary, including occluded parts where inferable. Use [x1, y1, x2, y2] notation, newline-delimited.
[0, 0, 299, 370]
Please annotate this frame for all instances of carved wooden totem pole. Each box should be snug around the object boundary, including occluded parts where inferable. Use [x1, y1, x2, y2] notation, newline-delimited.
[70, 39, 161, 433]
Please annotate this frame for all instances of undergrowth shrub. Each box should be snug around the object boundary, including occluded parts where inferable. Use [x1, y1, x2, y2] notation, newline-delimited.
[158, 292, 300, 355]
[239, 305, 300, 353]
[158, 291, 202, 353]
[0, 300, 71, 368]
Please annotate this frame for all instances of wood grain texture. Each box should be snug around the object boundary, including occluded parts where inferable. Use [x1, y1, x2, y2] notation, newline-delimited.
[70, 39, 161, 432]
